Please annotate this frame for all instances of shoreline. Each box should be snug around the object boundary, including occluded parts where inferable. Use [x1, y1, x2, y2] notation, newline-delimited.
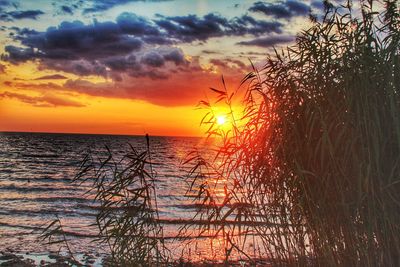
[0, 251, 272, 267]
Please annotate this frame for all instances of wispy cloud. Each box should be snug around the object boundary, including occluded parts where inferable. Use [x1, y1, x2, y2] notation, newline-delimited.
[249, 0, 310, 19]
[0, 9, 44, 21]
[238, 35, 295, 47]
[83, 0, 172, 14]
[0, 91, 85, 107]
[34, 74, 68, 80]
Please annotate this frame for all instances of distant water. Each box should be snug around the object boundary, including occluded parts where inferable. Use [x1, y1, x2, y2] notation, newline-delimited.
[0, 132, 227, 260]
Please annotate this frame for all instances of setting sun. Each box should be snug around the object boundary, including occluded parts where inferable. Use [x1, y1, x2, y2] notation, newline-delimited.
[216, 115, 227, 126]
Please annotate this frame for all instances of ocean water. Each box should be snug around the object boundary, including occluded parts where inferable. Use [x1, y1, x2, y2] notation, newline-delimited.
[0, 132, 234, 261]
[0, 132, 268, 264]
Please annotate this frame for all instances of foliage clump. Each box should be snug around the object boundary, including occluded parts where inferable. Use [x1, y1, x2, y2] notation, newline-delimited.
[190, 1, 400, 266]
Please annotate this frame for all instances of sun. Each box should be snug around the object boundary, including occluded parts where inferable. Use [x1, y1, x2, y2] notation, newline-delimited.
[216, 115, 227, 126]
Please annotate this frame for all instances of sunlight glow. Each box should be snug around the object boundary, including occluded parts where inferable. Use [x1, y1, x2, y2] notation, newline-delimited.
[216, 115, 226, 126]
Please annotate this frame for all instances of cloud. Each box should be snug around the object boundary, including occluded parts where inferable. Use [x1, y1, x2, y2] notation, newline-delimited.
[0, 63, 5, 73]
[141, 48, 188, 68]
[163, 49, 186, 65]
[0, 10, 44, 21]
[249, 1, 310, 19]
[83, 0, 171, 14]
[83, 0, 137, 13]
[34, 74, 68, 80]
[3, 16, 160, 63]
[116, 12, 161, 36]
[3, 21, 144, 64]
[62, 69, 237, 106]
[64, 79, 118, 98]
[4, 54, 248, 107]
[155, 13, 227, 42]
[201, 50, 219, 54]
[228, 15, 283, 36]
[41, 59, 109, 77]
[238, 35, 295, 47]
[1, 10, 273, 106]
[310, 0, 326, 11]
[0, 91, 85, 107]
[141, 51, 165, 67]
[0, 0, 18, 12]
[2, 46, 36, 62]
[60, 5, 73, 15]
[3, 12, 283, 66]
[155, 13, 283, 42]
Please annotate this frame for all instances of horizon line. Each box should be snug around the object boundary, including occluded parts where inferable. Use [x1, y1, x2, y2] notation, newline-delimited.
[0, 130, 203, 138]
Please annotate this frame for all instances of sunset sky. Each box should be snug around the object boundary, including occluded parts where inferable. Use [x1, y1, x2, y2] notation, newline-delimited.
[0, 0, 324, 136]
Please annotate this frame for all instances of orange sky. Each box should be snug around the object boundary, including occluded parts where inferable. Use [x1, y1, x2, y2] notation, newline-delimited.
[0, 60, 246, 136]
[0, 0, 316, 136]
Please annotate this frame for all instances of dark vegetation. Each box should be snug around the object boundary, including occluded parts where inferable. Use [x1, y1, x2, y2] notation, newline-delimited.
[190, 1, 400, 266]
[40, 1, 400, 266]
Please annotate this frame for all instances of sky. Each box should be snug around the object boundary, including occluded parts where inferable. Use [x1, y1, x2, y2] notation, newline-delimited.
[0, 0, 325, 136]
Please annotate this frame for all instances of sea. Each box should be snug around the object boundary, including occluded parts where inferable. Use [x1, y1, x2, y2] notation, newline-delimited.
[0, 132, 240, 264]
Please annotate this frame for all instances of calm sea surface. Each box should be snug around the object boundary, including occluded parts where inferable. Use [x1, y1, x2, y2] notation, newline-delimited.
[0, 132, 233, 262]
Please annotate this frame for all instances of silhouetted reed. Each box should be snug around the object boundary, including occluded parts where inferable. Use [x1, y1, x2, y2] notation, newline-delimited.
[187, 0, 400, 266]
[42, 138, 169, 266]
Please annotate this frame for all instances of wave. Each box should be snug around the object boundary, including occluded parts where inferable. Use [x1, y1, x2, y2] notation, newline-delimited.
[20, 153, 60, 158]
[0, 222, 97, 238]
[0, 208, 96, 217]
[0, 184, 70, 192]
[0, 196, 92, 203]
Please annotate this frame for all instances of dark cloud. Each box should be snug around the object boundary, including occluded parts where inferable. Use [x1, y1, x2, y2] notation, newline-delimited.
[61, 5, 73, 15]
[155, 13, 227, 42]
[1, 10, 44, 21]
[83, 0, 171, 14]
[2, 46, 36, 62]
[41, 59, 108, 77]
[0, 0, 18, 11]
[116, 12, 160, 35]
[3, 12, 284, 65]
[229, 15, 283, 36]
[155, 13, 282, 42]
[0, 91, 85, 107]
[4, 20, 143, 62]
[140, 48, 188, 68]
[249, 0, 310, 19]
[141, 51, 165, 67]
[103, 55, 138, 71]
[163, 49, 186, 65]
[83, 0, 136, 14]
[238, 35, 295, 47]
[102, 48, 186, 80]
[8, 26, 39, 38]
[34, 74, 68, 80]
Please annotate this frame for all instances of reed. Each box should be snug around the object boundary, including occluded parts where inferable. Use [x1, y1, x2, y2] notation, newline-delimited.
[188, 0, 400, 265]
[41, 137, 169, 266]
[74, 142, 168, 266]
